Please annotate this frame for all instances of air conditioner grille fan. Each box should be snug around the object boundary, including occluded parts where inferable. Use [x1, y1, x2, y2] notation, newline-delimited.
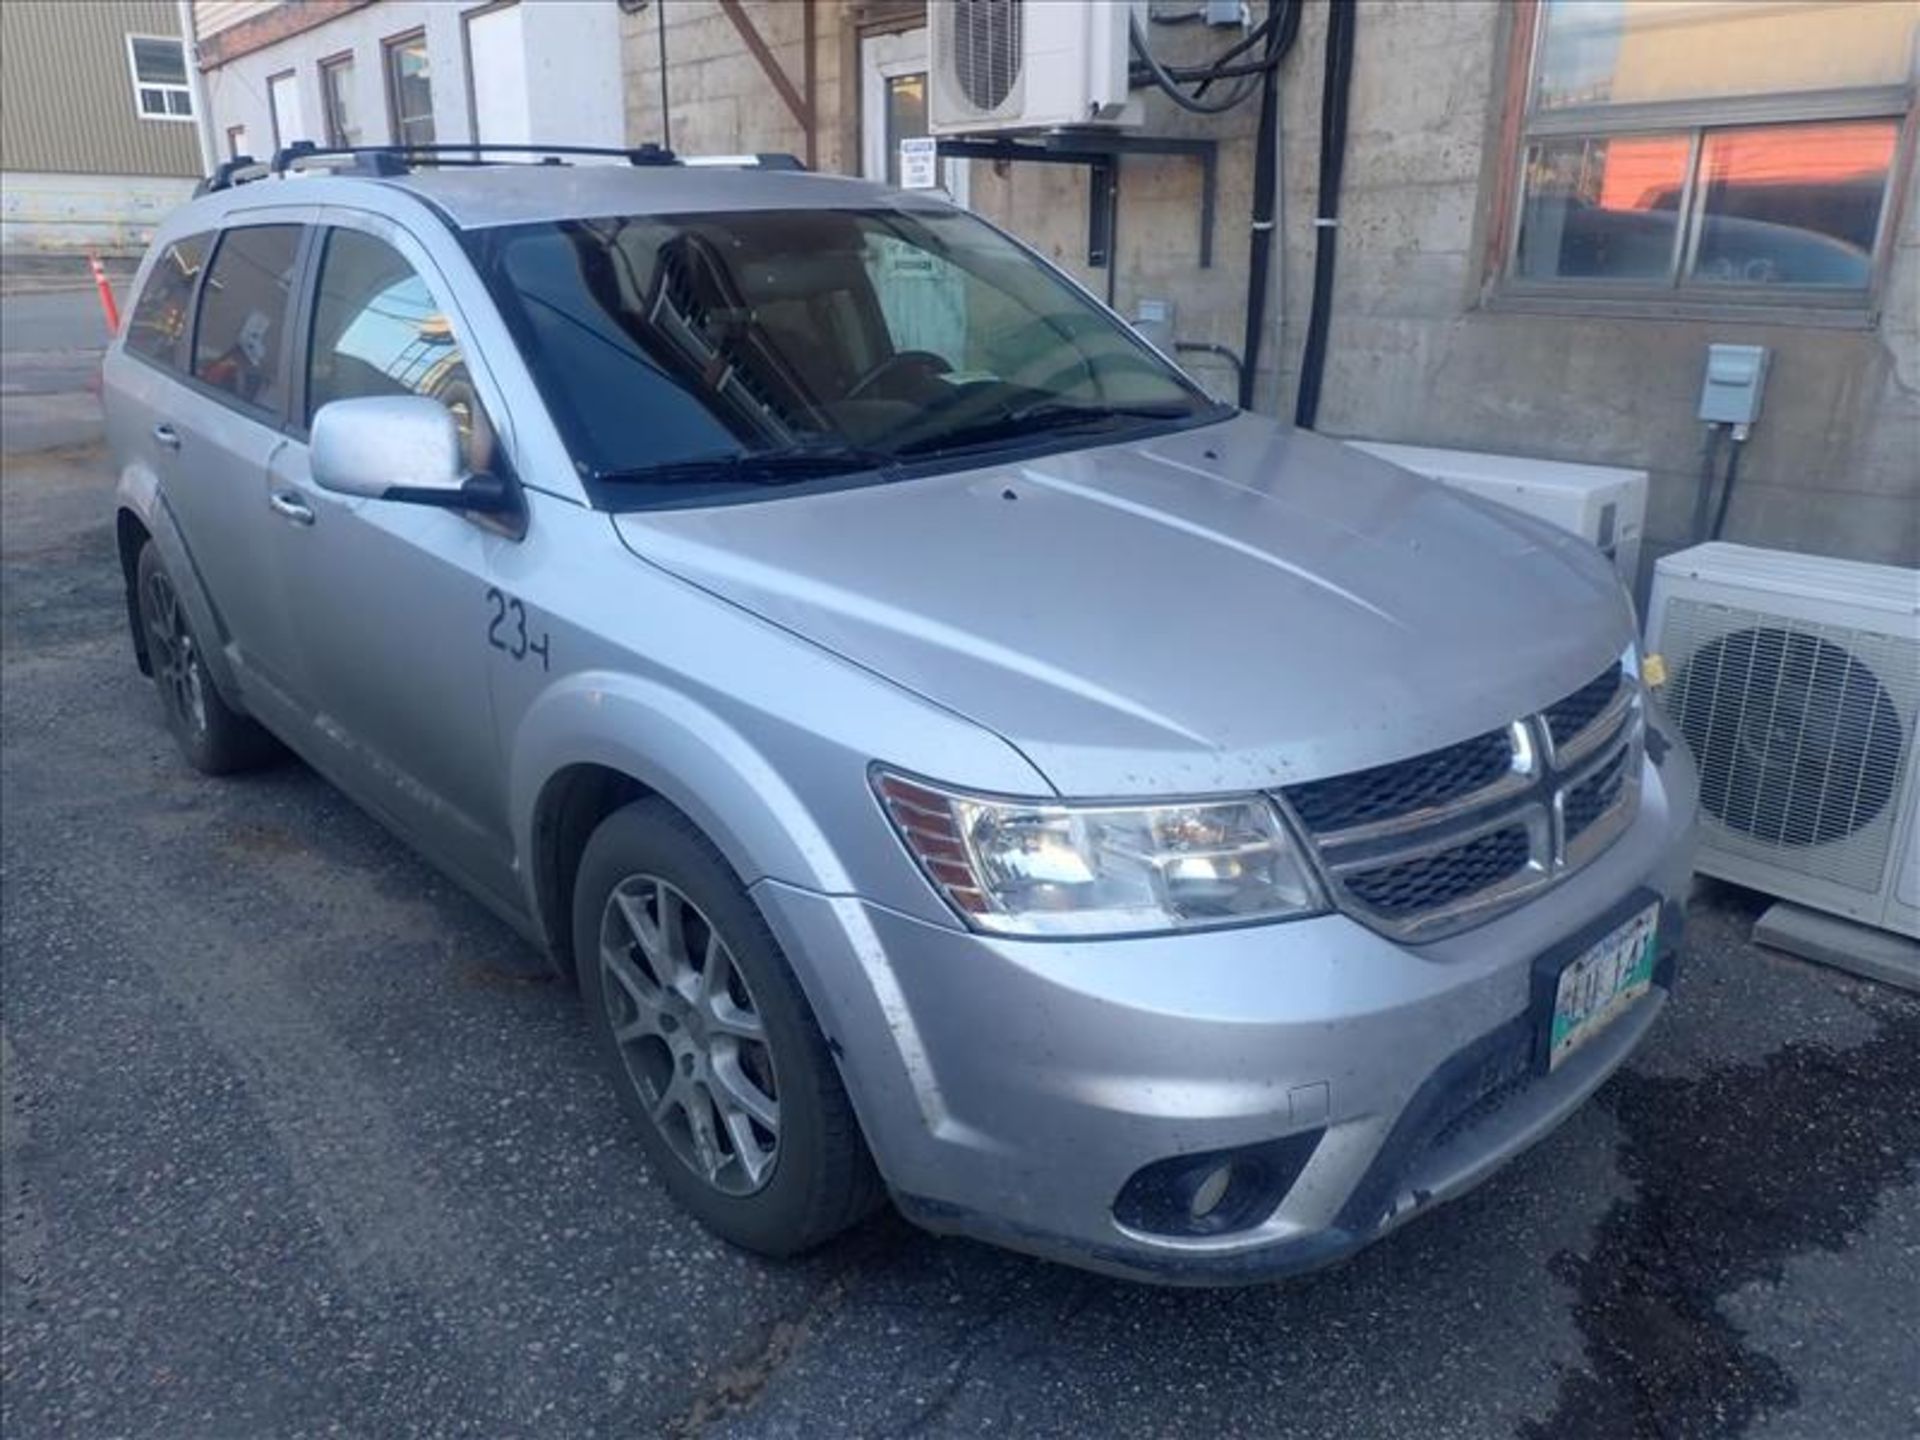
[943, 0, 1023, 114]
[1663, 599, 1917, 894]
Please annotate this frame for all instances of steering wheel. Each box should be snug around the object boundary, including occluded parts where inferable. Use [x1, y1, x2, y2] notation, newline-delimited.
[845, 349, 953, 402]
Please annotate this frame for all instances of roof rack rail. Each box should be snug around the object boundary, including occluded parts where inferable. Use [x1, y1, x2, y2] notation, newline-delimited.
[197, 141, 807, 192]
[268, 140, 681, 176]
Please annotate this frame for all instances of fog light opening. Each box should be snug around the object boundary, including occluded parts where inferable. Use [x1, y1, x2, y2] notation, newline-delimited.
[1189, 1163, 1234, 1220]
[1113, 1128, 1326, 1239]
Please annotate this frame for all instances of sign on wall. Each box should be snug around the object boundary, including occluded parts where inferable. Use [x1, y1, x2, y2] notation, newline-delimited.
[898, 136, 939, 190]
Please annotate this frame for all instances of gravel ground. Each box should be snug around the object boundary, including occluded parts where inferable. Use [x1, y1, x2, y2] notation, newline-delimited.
[2, 363, 1916, 1437]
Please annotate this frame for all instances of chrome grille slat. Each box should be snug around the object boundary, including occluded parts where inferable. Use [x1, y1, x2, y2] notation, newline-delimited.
[1282, 662, 1643, 941]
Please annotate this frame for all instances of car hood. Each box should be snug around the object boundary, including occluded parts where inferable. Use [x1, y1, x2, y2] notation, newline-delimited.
[611, 413, 1633, 797]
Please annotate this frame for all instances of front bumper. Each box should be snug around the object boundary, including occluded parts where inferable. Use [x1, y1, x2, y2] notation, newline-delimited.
[753, 743, 1698, 1285]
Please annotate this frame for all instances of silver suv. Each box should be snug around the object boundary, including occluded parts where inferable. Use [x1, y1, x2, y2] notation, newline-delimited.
[103, 149, 1697, 1283]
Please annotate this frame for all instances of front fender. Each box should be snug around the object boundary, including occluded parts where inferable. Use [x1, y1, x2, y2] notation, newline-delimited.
[508, 668, 858, 909]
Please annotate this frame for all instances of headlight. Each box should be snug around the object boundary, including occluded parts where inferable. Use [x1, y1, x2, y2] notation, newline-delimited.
[874, 770, 1325, 937]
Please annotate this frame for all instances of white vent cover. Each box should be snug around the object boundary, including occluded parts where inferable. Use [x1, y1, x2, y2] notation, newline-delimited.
[1648, 543, 1920, 936]
[941, 0, 1023, 115]
[1347, 440, 1647, 584]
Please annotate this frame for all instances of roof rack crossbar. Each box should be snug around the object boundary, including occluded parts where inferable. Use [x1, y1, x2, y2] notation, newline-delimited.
[268, 140, 680, 176]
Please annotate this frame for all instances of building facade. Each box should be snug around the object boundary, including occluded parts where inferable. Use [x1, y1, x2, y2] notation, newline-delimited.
[620, 0, 1918, 578]
[0, 0, 204, 254]
[190, 0, 625, 165]
[171, 0, 1916, 577]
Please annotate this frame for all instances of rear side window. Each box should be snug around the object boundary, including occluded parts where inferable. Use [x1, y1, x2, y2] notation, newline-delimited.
[193, 224, 302, 413]
[125, 232, 212, 370]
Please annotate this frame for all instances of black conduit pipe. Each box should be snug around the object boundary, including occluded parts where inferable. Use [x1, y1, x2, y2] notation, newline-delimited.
[1690, 424, 1726, 544]
[1238, 1, 1302, 411]
[1709, 437, 1746, 540]
[1293, 0, 1356, 430]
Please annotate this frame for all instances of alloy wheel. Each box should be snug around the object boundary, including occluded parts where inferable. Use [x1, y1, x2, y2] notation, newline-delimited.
[141, 566, 208, 738]
[598, 875, 781, 1196]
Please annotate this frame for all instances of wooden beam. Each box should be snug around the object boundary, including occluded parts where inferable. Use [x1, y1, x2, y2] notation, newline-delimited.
[716, 0, 816, 167]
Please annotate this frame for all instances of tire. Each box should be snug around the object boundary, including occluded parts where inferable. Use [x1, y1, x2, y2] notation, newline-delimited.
[573, 798, 883, 1256]
[135, 542, 278, 775]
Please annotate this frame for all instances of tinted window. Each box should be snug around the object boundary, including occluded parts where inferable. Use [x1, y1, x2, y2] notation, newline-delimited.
[307, 228, 490, 467]
[193, 225, 302, 412]
[125, 232, 212, 370]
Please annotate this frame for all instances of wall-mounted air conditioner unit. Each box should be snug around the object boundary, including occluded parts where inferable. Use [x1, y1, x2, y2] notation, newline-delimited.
[929, 0, 1140, 135]
[1646, 543, 1920, 939]
[1349, 441, 1647, 585]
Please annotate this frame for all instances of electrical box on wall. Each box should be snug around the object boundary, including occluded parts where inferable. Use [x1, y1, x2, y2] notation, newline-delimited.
[929, 0, 1143, 135]
[1699, 344, 1770, 427]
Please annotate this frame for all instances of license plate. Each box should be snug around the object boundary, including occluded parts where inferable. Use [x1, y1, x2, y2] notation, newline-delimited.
[1548, 903, 1659, 1070]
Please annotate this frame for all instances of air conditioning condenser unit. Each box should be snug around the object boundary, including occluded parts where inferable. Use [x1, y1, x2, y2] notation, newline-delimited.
[1348, 441, 1647, 585]
[928, 0, 1140, 135]
[1646, 542, 1920, 939]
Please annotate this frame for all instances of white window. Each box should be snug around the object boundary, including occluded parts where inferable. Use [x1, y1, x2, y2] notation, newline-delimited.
[127, 35, 193, 121]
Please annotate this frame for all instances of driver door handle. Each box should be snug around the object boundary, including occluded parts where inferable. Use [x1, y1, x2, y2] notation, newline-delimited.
[269, 489, 315, 526]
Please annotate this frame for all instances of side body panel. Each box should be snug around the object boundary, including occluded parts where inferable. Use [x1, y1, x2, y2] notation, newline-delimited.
[261, 207, 531, 908]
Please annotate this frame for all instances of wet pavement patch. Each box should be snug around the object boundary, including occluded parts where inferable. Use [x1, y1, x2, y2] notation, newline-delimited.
[1523, 1001, 1920, 1439]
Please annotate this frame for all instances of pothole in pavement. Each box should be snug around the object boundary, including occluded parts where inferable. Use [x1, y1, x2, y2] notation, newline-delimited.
[1522, 1001, 1920, 1439]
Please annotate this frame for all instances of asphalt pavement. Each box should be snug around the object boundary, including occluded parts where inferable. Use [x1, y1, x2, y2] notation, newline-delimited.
[2, 307, 1916, 1438]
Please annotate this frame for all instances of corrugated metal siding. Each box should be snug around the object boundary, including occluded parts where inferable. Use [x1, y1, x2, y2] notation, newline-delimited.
[194, 1, 277, 39]
[1, 1, 200, 177]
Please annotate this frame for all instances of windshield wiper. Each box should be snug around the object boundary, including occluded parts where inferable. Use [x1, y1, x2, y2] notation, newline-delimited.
[596, 442, 898, 489]
[888, 402, 1203, 459]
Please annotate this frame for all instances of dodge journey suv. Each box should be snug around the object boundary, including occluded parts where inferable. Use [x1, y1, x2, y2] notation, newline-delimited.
[104, 147, 1697, 1283]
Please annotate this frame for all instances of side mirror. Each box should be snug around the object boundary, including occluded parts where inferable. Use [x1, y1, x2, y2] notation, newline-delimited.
[310, 395, 514, 513]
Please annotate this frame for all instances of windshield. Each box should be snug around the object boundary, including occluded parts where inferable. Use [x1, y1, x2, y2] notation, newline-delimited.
[464, 205, 1223, 495]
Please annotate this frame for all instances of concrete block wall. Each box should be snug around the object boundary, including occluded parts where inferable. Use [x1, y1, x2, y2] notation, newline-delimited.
[621, 0, 845, 171]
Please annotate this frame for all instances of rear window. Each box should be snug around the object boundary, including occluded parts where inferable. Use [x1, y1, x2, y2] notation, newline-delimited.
[125, 232, 212, 371]
[193, 224, 303, 414]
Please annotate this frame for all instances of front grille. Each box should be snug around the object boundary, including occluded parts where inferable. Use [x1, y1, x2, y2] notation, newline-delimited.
[1283, 664, 1643, 940]
[1286, 728, 1513, 834]
[1564, 745, 1630, 842]
[1544, 664, 1625, 749]
[1342, 827, 1532, 920]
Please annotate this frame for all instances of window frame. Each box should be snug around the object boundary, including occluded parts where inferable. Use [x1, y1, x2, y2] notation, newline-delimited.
[318, 50, 358, 148]
[382, 28, 435, 147]
[1487, 0, 1917, 323]
[124, 33, 194, 123]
